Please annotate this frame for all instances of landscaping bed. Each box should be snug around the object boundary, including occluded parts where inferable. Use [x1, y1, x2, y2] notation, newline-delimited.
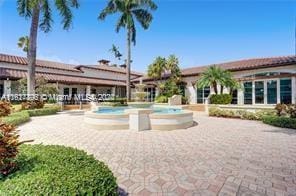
[2, 105, 60, 126]
[0, 144, 118, 195]
[208, 106, 276, 121]
[209, 104, 296, 129]
[262, 116, 296, 129]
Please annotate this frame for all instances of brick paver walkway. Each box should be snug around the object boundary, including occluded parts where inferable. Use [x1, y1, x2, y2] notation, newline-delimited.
[19, 112, 296, 196]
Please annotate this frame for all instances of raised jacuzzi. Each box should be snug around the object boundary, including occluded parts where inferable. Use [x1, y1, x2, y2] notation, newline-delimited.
[84, 106, 194, 131]
[150, 110, 193, 130]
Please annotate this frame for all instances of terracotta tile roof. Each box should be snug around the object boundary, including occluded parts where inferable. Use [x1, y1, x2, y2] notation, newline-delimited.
[0, 53, 143, 76]
[182, 55, 296, 76]
[77, 64, 143, 76]
[0, 68, 126, 86]
[0, 53, 80, 72]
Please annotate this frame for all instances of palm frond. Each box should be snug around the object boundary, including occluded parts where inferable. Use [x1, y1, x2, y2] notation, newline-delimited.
[132, 9, 152, 29]
[98, 0, 118, 20]
[55, 0, 76, 30]
[130, 19, 136, 45]
[67, 0, 79, 8]
[39, 0, 53, 33]
[17, 0, 33, 18]
[116, 13, 127, 32]
[131, 0, 157, 10]
[17, 36, 29, 53]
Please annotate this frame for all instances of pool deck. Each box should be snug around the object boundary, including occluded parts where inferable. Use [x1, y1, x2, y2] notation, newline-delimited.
[19, 112, 296, 195]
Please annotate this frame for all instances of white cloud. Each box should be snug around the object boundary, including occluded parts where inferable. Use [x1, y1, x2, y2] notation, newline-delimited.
[38, 54, 63, 63]
[38, 54, 80, 65]
[67, 59, 80, 65]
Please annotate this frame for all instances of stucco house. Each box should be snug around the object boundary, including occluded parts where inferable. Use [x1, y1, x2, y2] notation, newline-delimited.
[0, 53, 142, 102]
[139, 56, 296, 105]
[0, 53, 295, 106]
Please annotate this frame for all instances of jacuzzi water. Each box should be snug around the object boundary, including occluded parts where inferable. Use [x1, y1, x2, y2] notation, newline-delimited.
[95, 107, 184, 114]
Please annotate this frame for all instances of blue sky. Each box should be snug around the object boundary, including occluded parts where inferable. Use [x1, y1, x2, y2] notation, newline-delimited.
[0, 0, 296, 73]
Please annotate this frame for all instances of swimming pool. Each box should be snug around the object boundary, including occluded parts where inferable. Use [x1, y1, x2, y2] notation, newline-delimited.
[85, 106, 193, 131]
[95, 107, 184, 114]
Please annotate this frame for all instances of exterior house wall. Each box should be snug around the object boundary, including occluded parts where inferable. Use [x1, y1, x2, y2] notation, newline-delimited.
[182, 65, 296, 105]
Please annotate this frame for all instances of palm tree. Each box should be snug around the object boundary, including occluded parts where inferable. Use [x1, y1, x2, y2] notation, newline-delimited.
[147, 56, 166, 81]
[17, 36, 29, 54]
[99, 0, 157, 101]
[197, 65, 225, 94]
[166, 55, 181, 81]
[197, 65, 240, 95]
[17, 0, 79, 95]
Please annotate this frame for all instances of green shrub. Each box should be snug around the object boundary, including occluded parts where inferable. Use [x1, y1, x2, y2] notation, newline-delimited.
[209, 94, 232, 104]
[209, 107, 276, 121]
[262, 116, 296, 129]
[26, 106, 59, 117]
[2, 106, 59, 126]
[0, 144, 118, 195]
[155, 95, 168, 103]
[209, 107, 240, 118]
[2, 111, 30, 126]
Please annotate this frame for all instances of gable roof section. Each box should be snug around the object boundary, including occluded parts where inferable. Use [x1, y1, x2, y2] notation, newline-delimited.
[0, 68, 126, 86]
[0, 53, 80, 72]
[76, 64, 143, 76]
[182, 56, 296, 76]
[0, 53, 143, 76]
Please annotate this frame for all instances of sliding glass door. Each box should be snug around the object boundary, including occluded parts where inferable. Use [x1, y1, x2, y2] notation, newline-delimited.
[267, 80, 277, 104]
[255, 81, 264, 104]
[280, 79, 292, 104]
[244, 82, 252, 104]
[196, 86, 210, 104]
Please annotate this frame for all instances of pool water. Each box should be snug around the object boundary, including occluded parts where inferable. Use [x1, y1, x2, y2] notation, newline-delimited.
[95, 107, 184, 114]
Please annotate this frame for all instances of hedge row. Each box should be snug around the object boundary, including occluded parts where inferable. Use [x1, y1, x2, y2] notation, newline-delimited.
[209, 94, 232, 104]
[208, 107, 276, 121]
[0, 144, 118, 195]
[262, 116, 296, 129]
[2, 106, 60, 126]
[26, 106, 60, 117]
[2, 111, 30, 126]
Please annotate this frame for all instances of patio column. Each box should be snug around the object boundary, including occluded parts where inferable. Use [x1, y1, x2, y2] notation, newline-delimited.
[237, 84, 244, 105]
[86, 85, 91, 95]
[111, 86, 116, 97]
[3, 79, 11, 95]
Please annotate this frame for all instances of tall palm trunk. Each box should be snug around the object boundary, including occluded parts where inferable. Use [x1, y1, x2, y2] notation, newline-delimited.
[126, 28, 131, 101]
[27, 5, 40, 95]
[212, 81, 218, 94]
[220, 85, 224, 94]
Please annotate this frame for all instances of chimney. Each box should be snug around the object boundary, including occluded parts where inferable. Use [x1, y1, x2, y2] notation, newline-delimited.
[120, 64, 126, 68]
[97, 59, 110, 66]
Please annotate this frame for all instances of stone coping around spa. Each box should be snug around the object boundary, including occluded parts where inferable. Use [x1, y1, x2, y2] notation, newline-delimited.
[125, 108, 153, 114]
[150, 110, 193, 118]
[84, 111, 129, 118]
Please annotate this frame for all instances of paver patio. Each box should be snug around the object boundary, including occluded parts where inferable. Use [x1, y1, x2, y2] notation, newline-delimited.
[19, 112, 296, 196]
